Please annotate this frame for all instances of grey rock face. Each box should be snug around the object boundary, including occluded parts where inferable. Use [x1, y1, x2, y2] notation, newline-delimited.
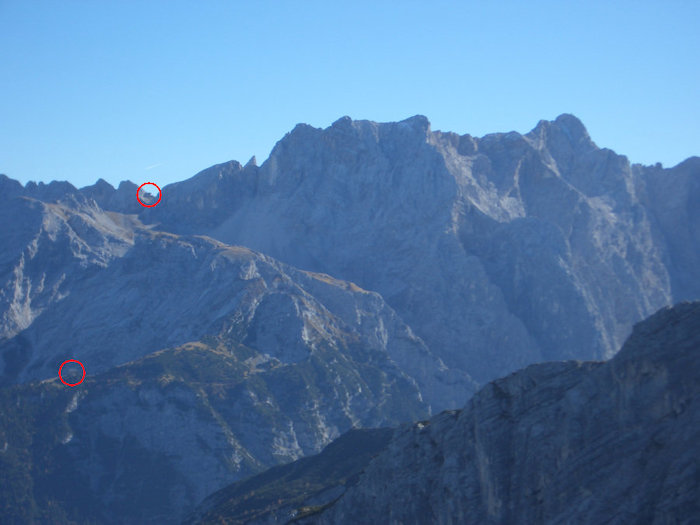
[308, 302, 700, 524]
[637, 157, 700, 301]
[0, 196, 135, 344]
[121, 114, 695, 390]
[0, 195, 471, 410]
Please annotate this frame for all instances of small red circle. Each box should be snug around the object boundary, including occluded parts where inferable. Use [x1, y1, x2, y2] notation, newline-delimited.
[59, 359, 86, 387]
[137, 182, 162, 208]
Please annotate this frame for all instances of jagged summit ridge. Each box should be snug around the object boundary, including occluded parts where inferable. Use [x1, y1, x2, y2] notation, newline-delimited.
[528, 113, 594, 147]
[3, 114, 691, 196]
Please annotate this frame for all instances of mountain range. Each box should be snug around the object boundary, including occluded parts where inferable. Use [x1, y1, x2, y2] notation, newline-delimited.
[194, 301, 699, 524]
[0, 114, 698, 523]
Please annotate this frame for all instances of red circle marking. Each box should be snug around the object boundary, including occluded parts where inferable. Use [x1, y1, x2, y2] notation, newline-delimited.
[137, 182, 162, 208]
[59, 359, 86, 387]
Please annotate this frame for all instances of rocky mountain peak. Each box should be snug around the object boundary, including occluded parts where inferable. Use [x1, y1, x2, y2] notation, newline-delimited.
[91, 178, 114, 190]
[116, 180, 138, 194]
[527, 112, 596, 154]
[553, 112, 590, 140]
[80, 178, 116, 204]
[330, 115, 353, 128]
[615, 301, 699, 364]
[173, 160, 243, 189]
[23, 180, 79, 202]
[282, 122, 323, 146]
[0, 174, 23, 197]
[398, 114, 431, 133]
[671, 155, 700, 171]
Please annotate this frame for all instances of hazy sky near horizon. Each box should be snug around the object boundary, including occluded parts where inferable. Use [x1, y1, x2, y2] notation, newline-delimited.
[1, 1, 698, 189]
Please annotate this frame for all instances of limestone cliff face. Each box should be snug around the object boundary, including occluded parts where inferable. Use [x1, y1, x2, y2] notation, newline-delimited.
[0, 195, 470, 410]
[115, 115, 696, 387]
[307, 302, 700, 524]
[638, 157, 700, 301]
[0, 195, 135, 343]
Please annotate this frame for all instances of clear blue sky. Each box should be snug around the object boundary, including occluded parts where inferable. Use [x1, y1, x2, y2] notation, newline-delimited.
[1, 1, 698, 188]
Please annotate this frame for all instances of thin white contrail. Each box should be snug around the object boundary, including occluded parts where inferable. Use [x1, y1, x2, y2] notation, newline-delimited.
[145, 163, 162, 171]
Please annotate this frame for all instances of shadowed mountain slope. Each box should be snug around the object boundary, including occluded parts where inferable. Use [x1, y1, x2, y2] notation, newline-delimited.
[185, 427, 394, 525]
[0, 333, 427, 524]
[195, 302, 700, 524]
[309, 302, 700, 524]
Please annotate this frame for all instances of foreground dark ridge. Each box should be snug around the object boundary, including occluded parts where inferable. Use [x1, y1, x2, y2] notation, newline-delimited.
[184, 427, 395, 524]
[196, 302, 700, 524]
